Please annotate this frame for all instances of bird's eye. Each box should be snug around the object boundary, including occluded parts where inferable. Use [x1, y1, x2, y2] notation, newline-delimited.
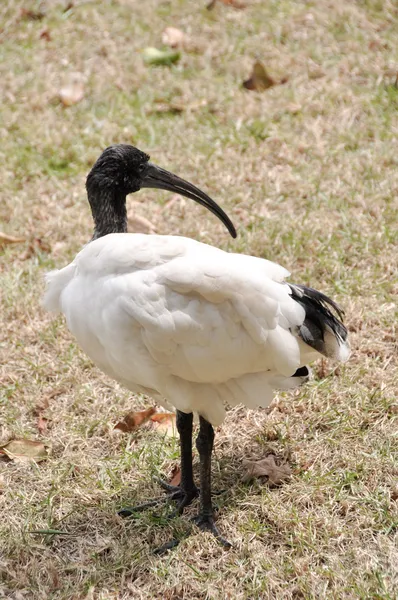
[138, 163, 146, 173]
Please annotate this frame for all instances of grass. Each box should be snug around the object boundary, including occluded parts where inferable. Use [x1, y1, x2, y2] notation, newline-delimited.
[0, 0, 397, 598]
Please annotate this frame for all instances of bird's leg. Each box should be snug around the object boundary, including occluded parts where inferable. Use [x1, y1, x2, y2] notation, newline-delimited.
[118, 410, 198, 518]
[156, 410, 199, 512]
[192, 416, 232, 548]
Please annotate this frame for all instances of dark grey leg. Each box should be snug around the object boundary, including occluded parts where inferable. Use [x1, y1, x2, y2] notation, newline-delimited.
[118, 410, 198, 518]
[156, 410, 198, 512]
[192, 417, 231, 547]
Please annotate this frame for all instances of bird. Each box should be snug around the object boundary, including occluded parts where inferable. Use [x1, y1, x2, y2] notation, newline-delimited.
[44, 144, 350, 551]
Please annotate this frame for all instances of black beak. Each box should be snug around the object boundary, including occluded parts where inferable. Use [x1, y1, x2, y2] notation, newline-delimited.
[141, 162, 237, 239]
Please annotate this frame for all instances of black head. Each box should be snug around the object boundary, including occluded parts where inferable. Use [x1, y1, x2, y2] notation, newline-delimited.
[86, 144, 237, 239]
[86, 144, 150, 196]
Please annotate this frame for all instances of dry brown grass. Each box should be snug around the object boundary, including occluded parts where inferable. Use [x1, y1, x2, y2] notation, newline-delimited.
[1, 0, 397, 598]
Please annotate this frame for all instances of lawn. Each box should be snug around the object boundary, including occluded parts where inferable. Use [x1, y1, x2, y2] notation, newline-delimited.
[0, 0, 397, 598]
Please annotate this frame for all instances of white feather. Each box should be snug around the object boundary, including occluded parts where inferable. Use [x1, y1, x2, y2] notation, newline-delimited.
[44, 233, 345, 426]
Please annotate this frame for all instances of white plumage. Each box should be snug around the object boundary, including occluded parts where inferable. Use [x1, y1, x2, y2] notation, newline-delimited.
[44, 232, 348, 426]
[43, 144, 350, 548]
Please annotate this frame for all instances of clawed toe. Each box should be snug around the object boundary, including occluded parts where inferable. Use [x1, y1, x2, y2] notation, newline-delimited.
[192, 514, 232, 548]
[118, 481, 199, 518]
[153, 538, 181, 555]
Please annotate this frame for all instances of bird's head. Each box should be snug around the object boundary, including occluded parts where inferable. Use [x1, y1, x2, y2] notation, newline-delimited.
[86, 144, 237, 239]
[86, 145, 150, 196]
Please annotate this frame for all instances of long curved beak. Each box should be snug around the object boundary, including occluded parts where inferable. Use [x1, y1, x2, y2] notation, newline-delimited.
[141, 162, 237, 239]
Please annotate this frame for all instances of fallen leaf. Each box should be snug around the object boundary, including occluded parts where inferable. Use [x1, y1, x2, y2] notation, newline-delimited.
[127, 213, 157, 234]
[35, 387, 66, 414]
[37, 415, 48, 435]
[242, 454, 291, 485]
[161, 27, 187, 48]
[150, 412, 177, 437]
[169, 466, 181, 487]
[207, 0, 246, 9]
[391, 485, 398, 502]
[114, 407, 156, 433]
[316, 358, 328, 379]
[0, 439, 49, 463]
[243, 61, 277, 91]
[39, 29, 51, 41]
[142, 47, 181, 66]
[20, 7, 45, 20]
[59, 83, 85, 107]
[286, 103, 302, 114]
[0, 232, 26, 247]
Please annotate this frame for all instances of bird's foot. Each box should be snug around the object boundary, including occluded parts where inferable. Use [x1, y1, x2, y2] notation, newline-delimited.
[192, 513, 232, 549]
[153, 512, 232, 555]
[118, 478, 199, 518]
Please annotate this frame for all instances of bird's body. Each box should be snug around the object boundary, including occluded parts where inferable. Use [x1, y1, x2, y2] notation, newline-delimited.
[44, 232, 348, 426]
[44, 144, 350, 550]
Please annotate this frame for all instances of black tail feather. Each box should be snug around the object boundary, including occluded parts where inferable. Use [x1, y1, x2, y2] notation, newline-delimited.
[288, 283, 348, 357]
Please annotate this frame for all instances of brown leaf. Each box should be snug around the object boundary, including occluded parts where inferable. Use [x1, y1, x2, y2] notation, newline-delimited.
[0, 232, 26, 247]
[37, 415, 48, 435]
[150, 412, 177, 437]
[242, 454, 291, 485]
[40, 29, 51, 41]
[161, 27, 187, 49]
[207, 0, 246, 9]
[35, 388, 66, 414]
[114, 407, 156, 433]
[59, 83, 85, 107]
[20, 8, 45, 20]
[243, 61, 277, 91]
[169, 466, 181, 487]
[0, 439, 49, 463]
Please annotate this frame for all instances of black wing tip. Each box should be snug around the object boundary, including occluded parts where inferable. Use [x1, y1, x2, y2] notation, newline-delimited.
[290, 283, 345, 322]
[293, 366, 310, 378]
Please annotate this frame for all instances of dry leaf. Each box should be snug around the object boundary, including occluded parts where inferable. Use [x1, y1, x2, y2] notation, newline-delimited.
[114, 407, 156, 432]
[37, 415, 48, 435]
[59, 83, 85, 107]
[0, 232, 26, 247]
[127, 213, 157, 234]
[150, 412, 177, 437]
[40, 29, 51, 41]
[242, 454, 291, 485]
[243, 61, 276, 91]
[34, 388, 65, 415]
[316, 358, 328, 379]
[0, 439, 49, 463]
[20, 7, 45, 20]
[207, 0, 246, 8]
[161, 27, 186, 48]
[169, 466, 181, 487]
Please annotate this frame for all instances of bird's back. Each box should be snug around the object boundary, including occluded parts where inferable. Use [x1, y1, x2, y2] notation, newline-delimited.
[44, 233, 349, 424]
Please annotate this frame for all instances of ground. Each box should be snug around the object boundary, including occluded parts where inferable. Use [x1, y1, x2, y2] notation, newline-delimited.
[0, 0, 397, 598]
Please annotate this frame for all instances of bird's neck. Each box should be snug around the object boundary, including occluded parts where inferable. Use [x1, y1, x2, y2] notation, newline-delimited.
[87, 187, 128, 240]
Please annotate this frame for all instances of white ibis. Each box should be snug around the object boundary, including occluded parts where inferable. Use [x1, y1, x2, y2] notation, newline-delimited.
[44, 145, 350, 551]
